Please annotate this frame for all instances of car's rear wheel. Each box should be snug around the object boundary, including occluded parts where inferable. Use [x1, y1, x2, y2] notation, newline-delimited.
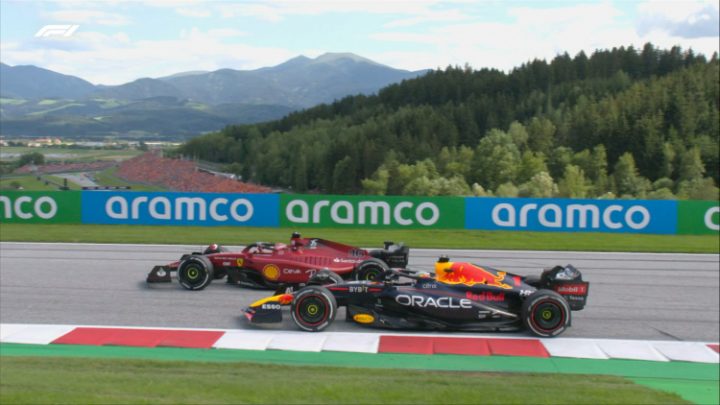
[353, 258, 389, 281]
[521, 289, 570, 337]
[178, 256, 214, 290]
[307, 270, 343, 286]
[290, 286, 337, 332]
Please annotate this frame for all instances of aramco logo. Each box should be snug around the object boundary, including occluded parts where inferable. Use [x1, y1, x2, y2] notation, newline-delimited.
[491, 203, 651, 230]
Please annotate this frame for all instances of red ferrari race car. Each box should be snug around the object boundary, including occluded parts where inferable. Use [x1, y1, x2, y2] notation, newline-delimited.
[147, 232, 409, 290]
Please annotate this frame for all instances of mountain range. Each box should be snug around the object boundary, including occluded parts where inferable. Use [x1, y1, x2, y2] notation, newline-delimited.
[0, 53, 427, 139]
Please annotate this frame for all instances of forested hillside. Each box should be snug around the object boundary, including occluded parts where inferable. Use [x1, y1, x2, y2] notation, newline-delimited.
[181, 43, 719, 200]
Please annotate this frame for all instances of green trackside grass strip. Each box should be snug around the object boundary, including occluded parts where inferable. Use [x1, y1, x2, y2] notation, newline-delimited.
[0, 344, 698, 405]
[630, 378, 720, 405]
[1, 343, 717, 404]
[0, 224, 718, 253]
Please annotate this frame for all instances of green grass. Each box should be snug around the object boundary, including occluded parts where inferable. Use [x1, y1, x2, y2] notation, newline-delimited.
[0, 356, 686, 404]
[28, 102, 85, 115]
[0, 146, 142, 163]
[93, 166, 167, 191]
[0, 224, 717, 253]
[37, 99, 61, 106]
[91, 98, 125, 108]
[0, 98, 27, 105]
[0, 175, 82, 191]
[0, 171, 163, 192]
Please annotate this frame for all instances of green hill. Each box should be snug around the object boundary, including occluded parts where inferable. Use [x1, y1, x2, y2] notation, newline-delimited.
[180, 43, 719, 200]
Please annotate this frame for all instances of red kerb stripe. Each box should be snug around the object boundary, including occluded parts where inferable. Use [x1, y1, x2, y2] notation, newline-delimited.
[378, 336, 434, 354]
[431, 337, 491, 356]
[51, 327, 223, 349]
[487, 338, 549, 357]
[379, 335, 547, 357]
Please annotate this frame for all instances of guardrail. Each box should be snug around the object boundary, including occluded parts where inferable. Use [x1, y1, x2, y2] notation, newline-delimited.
[0, 190, 717, 235]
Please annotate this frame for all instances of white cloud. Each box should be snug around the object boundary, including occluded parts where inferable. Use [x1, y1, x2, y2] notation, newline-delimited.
[370, 1, 719, 72]
[637, 0, 718, 22]
[0, 28, 296, 84]
[47, 9, 130, 26]
[175, 7, 212, 18]
[3, 0, 718, 86]
[216, 0, 454, 22]
[636, 0, 719, 38]
[383, 8, 470, 28]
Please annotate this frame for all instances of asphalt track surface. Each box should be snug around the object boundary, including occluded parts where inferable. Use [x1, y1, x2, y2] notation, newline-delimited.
[1, 242, 718, 342]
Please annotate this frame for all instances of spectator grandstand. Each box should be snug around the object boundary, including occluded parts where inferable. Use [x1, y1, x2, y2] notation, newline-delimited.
[115, 152, 271, 193]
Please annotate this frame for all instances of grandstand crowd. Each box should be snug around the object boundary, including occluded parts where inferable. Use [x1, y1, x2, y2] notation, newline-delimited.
[115, 152, 270, 193]
[12, 152, 270, 193]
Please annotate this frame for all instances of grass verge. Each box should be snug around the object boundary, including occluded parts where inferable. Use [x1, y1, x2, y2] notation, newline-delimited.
[0, 224, 717, 253]
[0, 355, 688, 404]
[0, 146, 142, 162]
[93, 166, 166, 191]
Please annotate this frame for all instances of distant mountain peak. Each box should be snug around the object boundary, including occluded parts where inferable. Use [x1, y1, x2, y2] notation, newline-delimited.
[2, 52, 425, 109]
[286, 55, 312, 63]
[313, 52, 382, 66]
[158, 70, 209, 80]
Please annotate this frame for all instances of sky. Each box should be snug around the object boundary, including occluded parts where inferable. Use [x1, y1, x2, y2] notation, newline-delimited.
[0, 0, 718, 85]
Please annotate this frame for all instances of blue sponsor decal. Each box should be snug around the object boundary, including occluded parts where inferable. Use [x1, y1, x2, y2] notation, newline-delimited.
[82, 192, 279, 227]
[465, 198, 677, 234]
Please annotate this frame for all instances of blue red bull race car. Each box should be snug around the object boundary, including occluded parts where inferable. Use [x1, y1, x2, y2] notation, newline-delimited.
[244, 256, 589, 337]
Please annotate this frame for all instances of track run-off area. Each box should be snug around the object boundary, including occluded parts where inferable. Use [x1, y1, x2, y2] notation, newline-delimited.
[0, 242, 718, 342]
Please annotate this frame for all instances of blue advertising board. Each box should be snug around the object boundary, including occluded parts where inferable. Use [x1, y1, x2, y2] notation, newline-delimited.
[4, 190, 698, 235]
[82, 191, 279, 227]
[465, 198, 678, 234]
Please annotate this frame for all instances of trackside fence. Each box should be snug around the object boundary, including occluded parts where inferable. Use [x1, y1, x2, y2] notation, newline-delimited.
[0, 191, 717, 235]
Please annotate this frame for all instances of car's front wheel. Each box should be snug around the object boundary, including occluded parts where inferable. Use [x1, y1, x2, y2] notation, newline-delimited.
[290, 286, 337, 332]
[178, 256, 214, 290]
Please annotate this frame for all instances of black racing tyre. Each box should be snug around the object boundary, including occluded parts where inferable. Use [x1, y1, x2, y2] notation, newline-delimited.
[521, 289, 571, 337]
[353, 258, 390, 281]
[290, 286, 337, 332]
[307, 270, 343, 286]
[178, 255, 214, 290]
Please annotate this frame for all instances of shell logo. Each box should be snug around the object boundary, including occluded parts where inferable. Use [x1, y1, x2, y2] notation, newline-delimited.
[262, 264, 280, 281]
[353, 313, 375, 324]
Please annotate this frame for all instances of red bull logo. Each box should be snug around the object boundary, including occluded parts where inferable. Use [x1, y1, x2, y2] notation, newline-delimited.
[435, 261, 512, 289]
[466, 291, 506, 301]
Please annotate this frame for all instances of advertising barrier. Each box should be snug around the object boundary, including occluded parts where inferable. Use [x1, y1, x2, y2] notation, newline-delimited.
[0, 190, 716, 235]
[280, 194, 465, 229]
[0, 191, 81, 224]
[465, 198, 678, 234]
[81, 191, 279, 227]
[677, 200, 720, 235]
